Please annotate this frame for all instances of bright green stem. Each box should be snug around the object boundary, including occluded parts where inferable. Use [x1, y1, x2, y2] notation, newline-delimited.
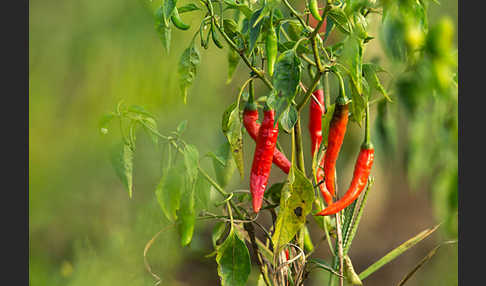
[364, 102, 371, 145]
[296, 71, 324, 112]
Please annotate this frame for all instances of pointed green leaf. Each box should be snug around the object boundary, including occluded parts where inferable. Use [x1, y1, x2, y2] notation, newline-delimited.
[328, 7, 351, 35]
[194, 172, 212, 211]
[110, 142, 134, 198]
[362, 63, 391, 102]
[216, 229, 252, 286]
[227, 49, 240, 84]
[154, 7, 172, 53]
[176, 120, 188, 135]
[178, 41, 201, 103]
[280, 104, 298, 133]
[222, 102, 244, 179]
[248, 8, 264, 55]
[211, 141, 237, 188]
[163, 0, 177, 27]
[183, 144, 200, 182]
[141, 117, 159, 146]
[272, 167, 314, 252]
[359, 225, 440, 280]
[223, 0, 252, 18]
[155, 163, 184, 221]
[273, 50, 301, 102]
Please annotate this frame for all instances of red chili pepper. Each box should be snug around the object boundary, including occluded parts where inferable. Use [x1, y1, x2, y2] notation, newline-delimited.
[250, 107, 279, 213]
[308, 89, 333, 205]
[316, 144, 374, 216]
[285, 249, 290, 260]
[309, 89, 325, 157]
[323, 100, 349, 197]
[243, 103, 291, 174]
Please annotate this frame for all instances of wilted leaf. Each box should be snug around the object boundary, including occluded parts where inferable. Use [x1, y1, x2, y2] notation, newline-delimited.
[178, 41, 201, 103]
[110, 142, 134, 198]
[222, 102, 244, 179]
[272, 167, 314, 251]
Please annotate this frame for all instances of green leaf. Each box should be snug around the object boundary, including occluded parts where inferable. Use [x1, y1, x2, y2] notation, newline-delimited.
[222, 102, 244, 179]
[362, 63, 391, 102]
[344, 255, 363, 285]
[154, 7, 172, 53]
[211, 141, 236, 188]
[328, 7, 351, 35]
[194, 173, 212, 211]
[223, 0, 252, 19]
[272, 167, 314, 252]
[272, 50, 301, 118]
[176, 120, 188, 135]
[141, 117, 159, 146]
[163, 0, 177, 26]
[212, 221, 228, 248]
[178, 41, 201, 103]
[110, 142, 134, 198]
[358, 225, 440, 280]
[280, 105, 298, 133]
[286, 19, 303, 41]
[178, 176, 196, 246]
[248, 8, 264, 55]
[155, 163, 184, 221]
[183, 144, 200, 182]
[177, 3, 200, 14]
[216, 229, 252, 286]
[264, 181, 285, 204]
[227, 49, 240, 84]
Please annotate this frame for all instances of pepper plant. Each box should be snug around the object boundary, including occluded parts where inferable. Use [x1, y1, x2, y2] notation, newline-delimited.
[101, 0, 457, 285]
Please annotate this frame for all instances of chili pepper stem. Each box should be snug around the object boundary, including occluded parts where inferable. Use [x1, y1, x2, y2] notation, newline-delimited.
[365, 102, 371, 145]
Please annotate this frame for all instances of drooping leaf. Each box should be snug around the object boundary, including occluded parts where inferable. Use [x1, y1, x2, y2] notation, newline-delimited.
[154, 7, 172, 53]
[248, 8, 264, 55]
[216, 229, 252, 286]
[141, 117, 159, 146]
[110, 142, 134, 198]
[273, 50, 301, 101]
[128, 104, 156, 118]
[176, 119, 188, 135]
[227, 49, 240, 84]
[280, 104, 298, 133]
[328, 7, 352, 35]
[272, 167, 315, 252]
[211, 141, 236, 188]
[183, 144, 200, 182]
[194, 172, 212, 211]
[222, 102, 244, 179]
[178, 40, 201, 103]
[155, 163, 184, 221]
[163, 0, 177, 26]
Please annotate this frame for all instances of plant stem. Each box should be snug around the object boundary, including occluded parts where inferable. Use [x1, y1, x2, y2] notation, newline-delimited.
[335, 212, 345, 286]
[296, 71, 326, 112]
[293, 117, 305, 174]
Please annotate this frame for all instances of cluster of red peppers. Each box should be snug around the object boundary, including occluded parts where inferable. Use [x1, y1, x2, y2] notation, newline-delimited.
[312, 87, 375, 216]
[244, 82, 374, 215]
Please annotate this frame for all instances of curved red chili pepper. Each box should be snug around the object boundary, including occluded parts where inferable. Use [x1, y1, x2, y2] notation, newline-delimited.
[316, 145, 374, 216]
[308, 89, 333, 205]
[250, 108, 279, 213]
[309, 89, 324, 157]
[323, 102, 349, 197]
[243, 105, 291, 174]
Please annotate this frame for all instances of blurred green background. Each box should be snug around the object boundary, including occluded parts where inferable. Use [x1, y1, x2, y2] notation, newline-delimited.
[29, 0, 457, 285]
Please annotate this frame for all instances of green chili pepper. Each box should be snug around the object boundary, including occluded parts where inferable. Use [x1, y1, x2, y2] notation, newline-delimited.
[308, 0, 322, 22]
[211, 21, 224, 49]
[265, 15, 278, 77]
[171, 8, 190, 30]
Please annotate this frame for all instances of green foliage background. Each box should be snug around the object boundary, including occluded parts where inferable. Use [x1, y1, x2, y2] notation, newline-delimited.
[29, 0, 457, 285]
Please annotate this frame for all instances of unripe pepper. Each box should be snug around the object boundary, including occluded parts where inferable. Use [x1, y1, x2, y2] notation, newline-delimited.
[308, 88, 333, 205]
[323, 96, 349, 198]
[250, 106, 279, 213]
[316, 143, 374, 216]
[265, 14, 278, 77]
[243, 102, 291, 174]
